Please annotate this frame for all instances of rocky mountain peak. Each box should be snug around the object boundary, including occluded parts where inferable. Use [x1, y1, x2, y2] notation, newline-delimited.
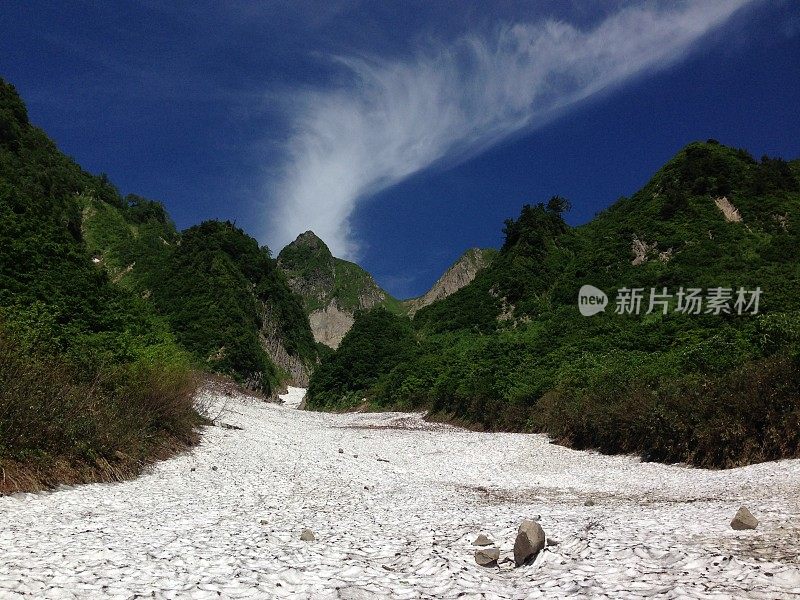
[292, 230, 328, 250]
[405, 247, 495, 316]
[276, 232, 401, 349]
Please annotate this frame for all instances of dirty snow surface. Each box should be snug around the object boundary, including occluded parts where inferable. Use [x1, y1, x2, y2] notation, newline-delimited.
[1, 387, 799, 599]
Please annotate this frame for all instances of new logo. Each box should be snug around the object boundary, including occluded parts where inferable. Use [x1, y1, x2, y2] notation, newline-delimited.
[578, 285, 608, 316]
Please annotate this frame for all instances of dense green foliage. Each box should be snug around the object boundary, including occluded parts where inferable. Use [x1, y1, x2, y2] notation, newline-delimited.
[0, 78, 317, 489]
[79, 191, 178, 293]
[0, 78, 201, 488]
[307, 308, 416, 409]
[0, 78, 182, 370]
[151, 220, 316, 393]
[277, 230, 406, 315]
[308, 141, 800, 467]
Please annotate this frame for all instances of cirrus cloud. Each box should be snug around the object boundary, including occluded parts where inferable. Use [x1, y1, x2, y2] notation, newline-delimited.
[266, 0, 752, 259]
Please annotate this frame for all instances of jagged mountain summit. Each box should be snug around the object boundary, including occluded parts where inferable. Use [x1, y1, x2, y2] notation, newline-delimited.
[404, 248, 496, 316]
[277, 231, 404, 348]
[277, 232, 496, 347]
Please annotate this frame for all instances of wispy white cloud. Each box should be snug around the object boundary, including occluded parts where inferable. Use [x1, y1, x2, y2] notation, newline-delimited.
[266, 0, 752, 259]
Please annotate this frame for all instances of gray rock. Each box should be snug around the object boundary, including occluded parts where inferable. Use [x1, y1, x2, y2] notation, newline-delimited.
[338, 448, 344, 454]
[584, 499, 595, 507]
[300, 528, 316, 541]
[474, 547, 500, 567]
[211, 466, 218, 471]
[731, 506, 759, 530]
[473, 533, 493, 546]
[514, 519, 546, 566]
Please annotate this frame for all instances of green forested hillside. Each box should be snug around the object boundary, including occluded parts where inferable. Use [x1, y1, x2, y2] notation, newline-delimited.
[307, 141, 800, 468]
[276, 230, 406, 349]
[277, 230, 404, 315]
[0, 78, 202, 491]
[0, 78, 316, 491]
[151, 220, 317, 393]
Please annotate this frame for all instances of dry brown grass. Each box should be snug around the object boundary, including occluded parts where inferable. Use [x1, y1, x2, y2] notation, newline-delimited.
[0, 334, 204, 495]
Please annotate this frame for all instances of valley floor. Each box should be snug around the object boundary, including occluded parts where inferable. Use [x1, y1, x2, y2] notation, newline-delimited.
[1, 388, 799, 599]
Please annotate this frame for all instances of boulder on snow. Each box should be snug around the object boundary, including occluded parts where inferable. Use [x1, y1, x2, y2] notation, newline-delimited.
[338, 448, 344, 454]
[300, 528, 316, 541]
[473, 533, 493, 546]
[514, 519, 546, 566]
[474, 547, 500, 567]
[584, 499, 595, 507]
[730, 506, 759, 530]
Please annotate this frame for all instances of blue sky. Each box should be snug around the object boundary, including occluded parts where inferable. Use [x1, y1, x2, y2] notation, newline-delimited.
[2, 1, 799, 298]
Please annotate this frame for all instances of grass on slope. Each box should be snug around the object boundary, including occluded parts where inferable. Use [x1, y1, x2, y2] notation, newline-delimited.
[307, 142, 800, 468]
[0, 78, 204, 493]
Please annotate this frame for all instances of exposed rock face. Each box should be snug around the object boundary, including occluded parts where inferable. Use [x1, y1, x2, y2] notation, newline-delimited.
[307, 302, 354, 349]
[277, 231, 398, 349]
[714, 196, 743, 223]
[279, 231, 336, 305]
[730, 506, 759, 530]
[631, 235, 673, 266]
[405, 248, 493, 316]
[259, 302, 312, 386]
[513, 519, 545, 566]
[277, 234, 493, 345]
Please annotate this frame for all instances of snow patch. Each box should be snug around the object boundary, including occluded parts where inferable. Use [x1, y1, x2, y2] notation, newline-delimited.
[1, 392, 799, 598]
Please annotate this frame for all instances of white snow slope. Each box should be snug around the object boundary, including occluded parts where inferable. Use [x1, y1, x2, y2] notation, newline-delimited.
[1, 387, 799, 599]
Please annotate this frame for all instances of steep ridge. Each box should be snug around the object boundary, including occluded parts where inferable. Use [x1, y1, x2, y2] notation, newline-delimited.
[0, 78, 316, 398]
[0, 77, 203, 490]
[307, 141, 800, 468]
[404, 248, 496, 316]
[146, 221, 318, 393]
[277, 231, 404, 348]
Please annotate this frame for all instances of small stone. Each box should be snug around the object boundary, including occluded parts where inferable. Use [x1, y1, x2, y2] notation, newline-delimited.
[584, 499, 595, 507]
[300, 528, 316, 541]
[473, 534, 493, 546]
[514, 519, 546, 566]
[730, 506, 759, 530]
[474, 547, 500, 567]
[211, 466, 218, 471]
[353, 454, 358, 458]
[259, 520, 268, 525]
[338, 448, 344, 454]
[190, 467, 196, 472]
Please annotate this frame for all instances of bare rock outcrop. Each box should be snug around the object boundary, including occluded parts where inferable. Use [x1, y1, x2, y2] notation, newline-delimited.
[714, 196, 743, 223]
[259, 302, 312, 386]
[405, 248, 493, 316]
[308, 302, 355, 349]
[631, 235, 673, 266]
[277, 231, 397, 349]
